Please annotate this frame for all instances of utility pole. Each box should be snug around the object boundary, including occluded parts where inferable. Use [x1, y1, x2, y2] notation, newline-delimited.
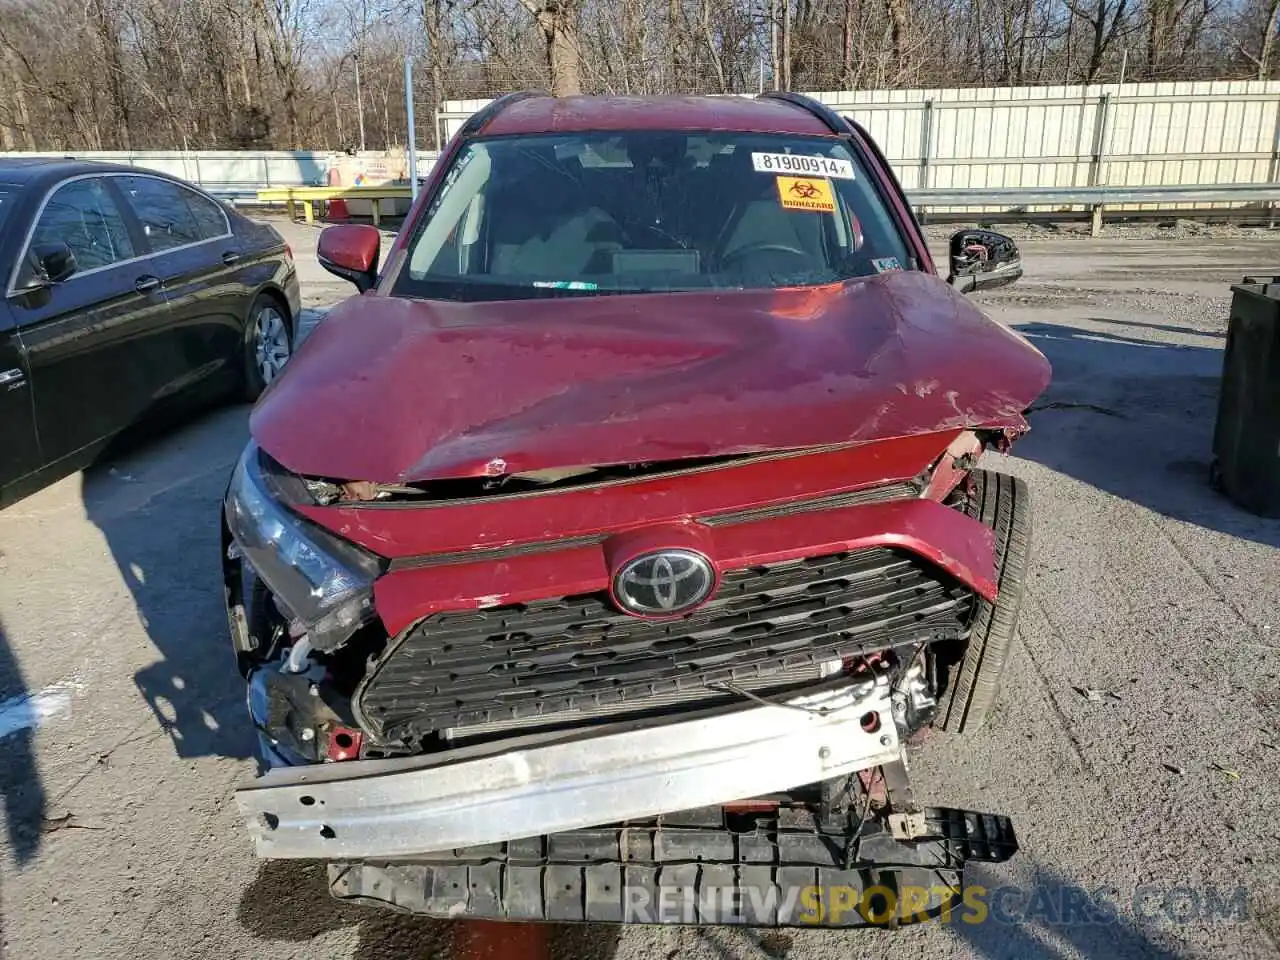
[405, 56, 418, 202]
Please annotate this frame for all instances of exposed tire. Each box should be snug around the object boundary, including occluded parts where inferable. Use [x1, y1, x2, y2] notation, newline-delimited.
[935, 468, 1032, 734]
[243, 293, 294, 402]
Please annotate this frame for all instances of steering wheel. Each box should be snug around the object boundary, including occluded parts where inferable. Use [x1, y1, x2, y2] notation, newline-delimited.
[720, 241, 810, 268]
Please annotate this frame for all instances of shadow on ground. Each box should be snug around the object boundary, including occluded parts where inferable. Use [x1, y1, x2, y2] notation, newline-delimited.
[237, 860, 621, 960]
[1083, 315, 1227, 340]
[951, 861, 1193, 959]
[0, 614, 48, 957]
[1014, 320, 1280, 549]
[82, 403, 257, 762]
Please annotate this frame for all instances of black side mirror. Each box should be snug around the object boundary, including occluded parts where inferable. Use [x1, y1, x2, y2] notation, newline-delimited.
[947, 229, 1022, 294]
[29, 242, 78, 286]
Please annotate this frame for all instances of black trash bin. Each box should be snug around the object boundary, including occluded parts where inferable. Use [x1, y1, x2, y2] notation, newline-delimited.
[1212, 276, 1280, 518]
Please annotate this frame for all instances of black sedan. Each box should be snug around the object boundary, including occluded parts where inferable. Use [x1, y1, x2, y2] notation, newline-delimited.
[0, 159, 300, 507]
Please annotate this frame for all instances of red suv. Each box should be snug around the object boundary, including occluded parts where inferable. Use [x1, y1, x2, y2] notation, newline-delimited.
[224, 92, 1050, 927]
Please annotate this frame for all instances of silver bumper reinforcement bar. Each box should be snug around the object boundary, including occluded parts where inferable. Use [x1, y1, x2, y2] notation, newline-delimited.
[236, 677, 901, 860]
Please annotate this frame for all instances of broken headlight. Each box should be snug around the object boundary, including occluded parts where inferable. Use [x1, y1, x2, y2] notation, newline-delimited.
[225, 441, 383, 651]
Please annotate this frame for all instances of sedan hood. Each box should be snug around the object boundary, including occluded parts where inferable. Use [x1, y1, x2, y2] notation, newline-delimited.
[250, 272, 1051, 483]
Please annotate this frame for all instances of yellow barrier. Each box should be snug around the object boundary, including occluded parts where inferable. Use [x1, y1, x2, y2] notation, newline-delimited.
[255, 185, 413, 226]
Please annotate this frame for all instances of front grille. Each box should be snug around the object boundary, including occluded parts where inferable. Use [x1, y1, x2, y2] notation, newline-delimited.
[357, 548, 974, 743]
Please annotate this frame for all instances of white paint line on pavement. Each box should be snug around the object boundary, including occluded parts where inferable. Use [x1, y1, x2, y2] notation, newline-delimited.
[0, 677, 83, 740]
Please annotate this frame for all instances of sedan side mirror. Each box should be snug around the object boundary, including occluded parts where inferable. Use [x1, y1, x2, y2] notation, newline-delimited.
[317, 224, 381, 293]
[946, 229, 1022, 294]
[29, 242, 78, 286]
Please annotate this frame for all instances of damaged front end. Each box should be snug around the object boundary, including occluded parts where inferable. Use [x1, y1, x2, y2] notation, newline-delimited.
[222, 442, 384, 767]
[223, 430, 1028, 927]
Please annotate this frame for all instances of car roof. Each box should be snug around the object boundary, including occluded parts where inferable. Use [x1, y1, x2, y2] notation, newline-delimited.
[480, 94, 837, 138]
[0, 158, 160, 186]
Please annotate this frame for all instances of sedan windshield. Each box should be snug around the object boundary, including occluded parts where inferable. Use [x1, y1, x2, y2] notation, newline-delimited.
[395, 131, 914, 301]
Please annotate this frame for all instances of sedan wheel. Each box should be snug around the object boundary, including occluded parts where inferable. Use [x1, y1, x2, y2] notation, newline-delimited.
[244, 298, 293, 401]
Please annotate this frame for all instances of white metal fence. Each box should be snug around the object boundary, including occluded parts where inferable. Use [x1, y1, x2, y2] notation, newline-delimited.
[440, 80, 1280, 216]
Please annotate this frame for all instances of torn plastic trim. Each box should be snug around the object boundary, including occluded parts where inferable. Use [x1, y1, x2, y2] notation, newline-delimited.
[326, 805, 1020, 925]
[236, 676, 902, 860]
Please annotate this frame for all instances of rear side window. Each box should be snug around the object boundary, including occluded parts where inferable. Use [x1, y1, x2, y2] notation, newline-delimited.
[22, 177, 135, 280]
[116, 176, 203, 251]
[184, 190, 230, 239]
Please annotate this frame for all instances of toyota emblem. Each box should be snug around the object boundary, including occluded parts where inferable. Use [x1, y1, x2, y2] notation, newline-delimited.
[613, 549, 717, 616]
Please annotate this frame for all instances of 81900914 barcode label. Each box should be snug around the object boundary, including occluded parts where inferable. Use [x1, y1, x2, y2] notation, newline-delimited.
[751, 153, 855, 179]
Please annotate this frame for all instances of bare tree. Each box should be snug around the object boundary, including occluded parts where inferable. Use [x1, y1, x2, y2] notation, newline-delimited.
[258, 0, 310, 147]
[517, 0, 583, 93]
[1065, 0, 1135, 80]
[0, 0, 1263, 151]
[1232, 0, 1280, 77]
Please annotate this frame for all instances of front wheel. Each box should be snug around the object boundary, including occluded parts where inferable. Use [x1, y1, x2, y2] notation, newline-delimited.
[244, 295, 293, 401]
[935, 468, 1033, 734]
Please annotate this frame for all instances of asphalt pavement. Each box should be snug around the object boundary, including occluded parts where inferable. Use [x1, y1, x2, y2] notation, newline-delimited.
[0, 218, 1278, 960]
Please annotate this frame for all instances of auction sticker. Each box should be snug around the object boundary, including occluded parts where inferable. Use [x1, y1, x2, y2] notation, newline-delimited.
[752, 152, 855, 179]
[776, 176, 835, 213]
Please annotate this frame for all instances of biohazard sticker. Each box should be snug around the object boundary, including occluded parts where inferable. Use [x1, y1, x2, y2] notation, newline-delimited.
[776, 176, 835, 213]
[752, 152, 855, 179]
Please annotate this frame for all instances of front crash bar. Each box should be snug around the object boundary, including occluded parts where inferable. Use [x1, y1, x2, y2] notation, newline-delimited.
[236, 676, 901, 860]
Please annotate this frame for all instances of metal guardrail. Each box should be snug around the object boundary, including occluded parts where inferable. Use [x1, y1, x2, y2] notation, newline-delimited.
[256, 185, 412, 225]
[904, 182, 1279, 233]
[906, 183, 1279, 206]
[210, 185, 292, 201]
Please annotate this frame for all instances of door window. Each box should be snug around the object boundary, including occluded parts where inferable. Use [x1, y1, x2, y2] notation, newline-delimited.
[20, 178, 135, 283]
[116, 176, 204, 252]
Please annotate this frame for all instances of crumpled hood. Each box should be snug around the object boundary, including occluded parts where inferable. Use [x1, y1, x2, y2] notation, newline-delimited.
[250, 271, 1051, 483]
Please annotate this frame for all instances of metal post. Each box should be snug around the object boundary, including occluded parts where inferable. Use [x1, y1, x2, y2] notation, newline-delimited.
[919, 99, 934, 188]
[917, 99, 934, 222]
[1088, 93, 1113, 236]
[405, 56, 418, 203]
[770, 0, 780, 92]
[355, 54, 366, 152]
[1268, 102, 1280, 228]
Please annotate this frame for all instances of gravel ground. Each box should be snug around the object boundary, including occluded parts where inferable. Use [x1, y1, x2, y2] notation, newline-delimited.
[1, 219, 1278, 960]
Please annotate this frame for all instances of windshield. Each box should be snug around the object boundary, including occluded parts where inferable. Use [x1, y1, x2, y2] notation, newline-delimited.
[395, 131, 914, 301]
